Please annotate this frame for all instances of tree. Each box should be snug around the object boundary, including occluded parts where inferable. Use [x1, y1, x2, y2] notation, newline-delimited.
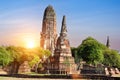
[103, 49, 120, 68]
[0, 45, 51, 74]
[34, 48, 51, 72]
[0, 46, 12, 66]
[26, 47, 51, 73]
[6, 46, 27, 74]
[29, 54, 40, 68]
[77, 37, 104, 65]
[31, 48, 51, 59]
[71, 47, 80, 63]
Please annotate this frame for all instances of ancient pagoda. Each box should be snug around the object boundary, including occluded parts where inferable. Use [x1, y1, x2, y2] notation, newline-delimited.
[41, 5, 79, 74]
[53, 16, 78, 74]
[40, 5, 57, 55]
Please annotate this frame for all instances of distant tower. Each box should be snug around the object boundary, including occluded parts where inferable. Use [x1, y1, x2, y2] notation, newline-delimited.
[106, 36, 110, 48]
[40, 5, 57, 54]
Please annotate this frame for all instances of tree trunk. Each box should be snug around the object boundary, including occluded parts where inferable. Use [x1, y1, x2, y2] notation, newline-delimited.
[15, 62, 20, 74]
[10, 61, 20, 74]
[35, 60, 41, 73]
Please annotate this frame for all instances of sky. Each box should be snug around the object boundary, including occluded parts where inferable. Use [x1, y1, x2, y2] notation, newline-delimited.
[0, 0, 120, 51]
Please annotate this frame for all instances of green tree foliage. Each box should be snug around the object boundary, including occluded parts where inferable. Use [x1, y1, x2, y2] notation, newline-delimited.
[7, 46, 24, 62]
[71, 47, 80, 63]
[44, 50, 51, 58]
[103, 49, 120, 68]
[71, 37, 120, 68]
[30, 48, 51, 59]
[0, 46, 12, 66]
[6, 46, 27, 73]
[0, 45, 51, 74]
[29, 54, 40, 68]
[24, 48, 51, 73]
[77, 37, 104, 65]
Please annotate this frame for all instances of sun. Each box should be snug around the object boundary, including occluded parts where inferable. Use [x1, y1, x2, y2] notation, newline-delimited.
[22, 35, 37, 49]
[26, 40, 35, 49]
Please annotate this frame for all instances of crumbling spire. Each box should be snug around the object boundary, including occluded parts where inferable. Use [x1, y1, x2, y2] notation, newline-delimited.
[60, 15, 67, 37]
[106, 36, 110, 48]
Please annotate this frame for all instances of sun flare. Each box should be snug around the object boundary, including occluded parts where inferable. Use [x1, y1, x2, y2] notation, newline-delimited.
[26, 40, 35, 49]
[22, 35, 37, 49]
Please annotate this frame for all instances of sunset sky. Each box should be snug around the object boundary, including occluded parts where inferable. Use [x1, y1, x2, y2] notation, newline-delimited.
[0, 0, 120, 51]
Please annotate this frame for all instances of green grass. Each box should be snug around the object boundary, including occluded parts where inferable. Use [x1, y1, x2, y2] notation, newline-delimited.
[20, 72, 67, 76]
[0, 77, 74, 80]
